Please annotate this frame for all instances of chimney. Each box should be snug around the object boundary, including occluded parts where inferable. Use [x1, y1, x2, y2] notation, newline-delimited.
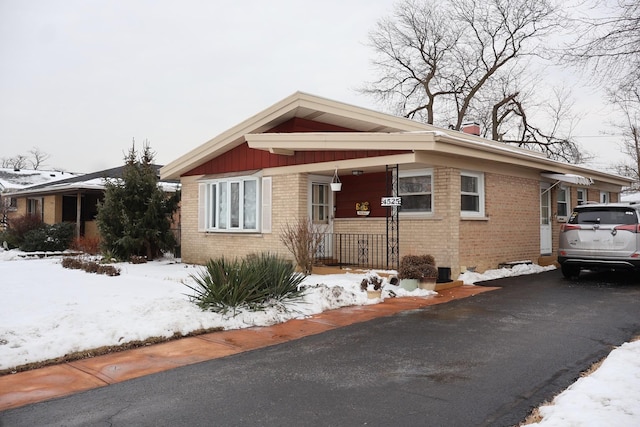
[461, 122, 481, 136]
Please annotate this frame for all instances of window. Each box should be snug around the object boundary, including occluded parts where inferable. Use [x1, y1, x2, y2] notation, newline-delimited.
[557, 186, 569, 219]
[311, 183, 330, 224]
[576, 188, 587, 205]
[27, 198, 40, 216]
[461, 171, 485, 217]
[199, 176, 259, 232]
[399, 169, 432, 213]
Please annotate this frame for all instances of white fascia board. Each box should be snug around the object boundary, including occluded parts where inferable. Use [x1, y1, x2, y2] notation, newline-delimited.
[261, 153, 417, 176]
[245, 132, 437, 151]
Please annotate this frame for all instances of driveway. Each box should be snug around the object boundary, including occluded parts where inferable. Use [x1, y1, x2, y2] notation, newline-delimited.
[2, 269, 639, 426]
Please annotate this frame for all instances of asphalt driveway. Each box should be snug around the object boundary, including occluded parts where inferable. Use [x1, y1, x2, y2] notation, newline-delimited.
[2, 269, 639, 426]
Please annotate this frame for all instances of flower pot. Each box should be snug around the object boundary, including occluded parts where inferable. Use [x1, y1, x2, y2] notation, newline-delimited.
[330, 182, 342, 192]
[419, 278, 437, 291]
[399, 278, 419, 291]
[367, 289, 382, 299]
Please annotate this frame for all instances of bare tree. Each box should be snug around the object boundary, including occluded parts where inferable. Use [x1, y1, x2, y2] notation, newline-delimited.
[610, 83, 640, 189]
[362, 0, 581, 161]
[28, 147, 50, 170]
[10, 155, 28, 170]
[564, 0, 640, 86]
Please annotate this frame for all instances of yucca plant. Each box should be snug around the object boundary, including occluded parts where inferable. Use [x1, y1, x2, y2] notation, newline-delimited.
[186, 253, 306, 313]
[247, 253, 306, 303]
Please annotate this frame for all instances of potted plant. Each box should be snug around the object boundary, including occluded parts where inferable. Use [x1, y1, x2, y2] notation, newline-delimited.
[360, 273, 384, 299]
[397, 254, 438, 291]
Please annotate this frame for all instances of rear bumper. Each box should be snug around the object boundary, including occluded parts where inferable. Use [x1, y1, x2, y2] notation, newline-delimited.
[557, 256, 640, 269]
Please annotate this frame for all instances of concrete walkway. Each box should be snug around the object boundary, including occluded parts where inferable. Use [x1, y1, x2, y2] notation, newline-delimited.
[0, 285, 497, 412]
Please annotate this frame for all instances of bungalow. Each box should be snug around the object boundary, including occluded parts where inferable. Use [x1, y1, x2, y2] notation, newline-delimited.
[6, 165, 180, 242]
[1, 168, 77, 229]
[160, 92, 632, 274]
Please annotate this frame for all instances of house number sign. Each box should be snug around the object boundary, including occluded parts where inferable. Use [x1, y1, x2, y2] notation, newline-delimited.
[381, 197, 401, 207]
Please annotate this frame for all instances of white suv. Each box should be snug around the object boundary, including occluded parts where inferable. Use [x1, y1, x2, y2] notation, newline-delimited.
[558, 203, 640, 278]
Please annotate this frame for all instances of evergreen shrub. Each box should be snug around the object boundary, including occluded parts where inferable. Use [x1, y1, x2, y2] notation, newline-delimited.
[20, 222, 74, 252]
[186, 253, 306, 313]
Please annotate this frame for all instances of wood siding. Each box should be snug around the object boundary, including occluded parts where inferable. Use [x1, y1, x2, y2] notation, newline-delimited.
[183, 117, 410, 176]
[335, 172, 389, 218]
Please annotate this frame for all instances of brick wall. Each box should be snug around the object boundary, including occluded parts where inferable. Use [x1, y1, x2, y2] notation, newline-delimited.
[459, 172, 540, 273]
[179, 169, 623, 273]
[180, 173, 305, 265]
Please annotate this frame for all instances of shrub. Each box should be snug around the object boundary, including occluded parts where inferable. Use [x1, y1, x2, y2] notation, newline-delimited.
[20, 222, 75, 252]
[186, 253, 306, 313]
[360, 273, 383, 291]
[129, 255, 147, 264]
[279, 217, 327, 275]
[2, 214, 43, 249]
[70, 236, 101, 255]
[398, 254, 437, 280]
[61, 257, 121, 276]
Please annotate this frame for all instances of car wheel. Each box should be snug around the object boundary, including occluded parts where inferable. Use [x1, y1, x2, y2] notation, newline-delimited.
[561, 264, 580, 279]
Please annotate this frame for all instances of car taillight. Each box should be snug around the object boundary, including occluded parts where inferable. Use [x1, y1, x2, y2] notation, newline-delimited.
[613, 224, 640, 233]
[560, 224, 581, 232]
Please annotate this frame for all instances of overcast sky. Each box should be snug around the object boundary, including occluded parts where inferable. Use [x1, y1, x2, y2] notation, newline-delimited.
[0, 0, 626, 174]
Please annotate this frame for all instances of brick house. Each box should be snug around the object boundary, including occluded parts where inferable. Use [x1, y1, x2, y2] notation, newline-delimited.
[160, 92, 632, 274]
[7, 166, 180, 243]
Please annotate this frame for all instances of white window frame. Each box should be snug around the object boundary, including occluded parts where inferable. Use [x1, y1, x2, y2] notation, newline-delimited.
[460, 171, 485, 218]
[556, 185, 570, 222]
[576, 188, 587, 205]
[198, 176, 261, 233]
[398, 168, 433, 215]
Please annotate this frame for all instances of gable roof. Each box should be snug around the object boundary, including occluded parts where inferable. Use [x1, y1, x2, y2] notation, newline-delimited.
[0, 168, 78, 192]
[160, 92, 631, 187]
[8, 165, 179, 198]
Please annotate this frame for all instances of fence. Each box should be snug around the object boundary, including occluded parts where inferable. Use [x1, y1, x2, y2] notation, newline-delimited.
[314, 233, 390, 270]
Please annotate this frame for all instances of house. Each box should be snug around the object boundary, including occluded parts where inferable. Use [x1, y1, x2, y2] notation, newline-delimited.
[0, 168, 78, 229]
[160, 92, 632, 274]
[6, 165, 180, 242]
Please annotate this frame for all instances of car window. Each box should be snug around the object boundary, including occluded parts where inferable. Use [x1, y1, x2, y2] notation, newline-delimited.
[569, 207, 639, 225]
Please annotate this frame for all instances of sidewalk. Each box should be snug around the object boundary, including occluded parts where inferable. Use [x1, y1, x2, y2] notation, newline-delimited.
[0, 285, 497, 412]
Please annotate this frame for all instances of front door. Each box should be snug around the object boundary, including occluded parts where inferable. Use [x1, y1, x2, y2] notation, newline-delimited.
[540, 183, 552, 255]
[309, 177, 334, 257]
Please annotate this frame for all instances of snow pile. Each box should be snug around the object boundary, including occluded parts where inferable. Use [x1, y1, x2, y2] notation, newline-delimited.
[459, 263, 556, 285]
[529, 340, 640, 426]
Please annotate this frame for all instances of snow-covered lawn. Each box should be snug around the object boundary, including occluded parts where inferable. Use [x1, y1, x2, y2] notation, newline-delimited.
[0, 251, 638, 424]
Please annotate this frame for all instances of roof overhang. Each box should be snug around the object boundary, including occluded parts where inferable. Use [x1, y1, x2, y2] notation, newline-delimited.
[160, 92, 442, 180]
[160, 92, 634, 190]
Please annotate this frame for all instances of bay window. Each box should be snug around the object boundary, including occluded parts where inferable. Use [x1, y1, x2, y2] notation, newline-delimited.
[199, 176, 260, 232]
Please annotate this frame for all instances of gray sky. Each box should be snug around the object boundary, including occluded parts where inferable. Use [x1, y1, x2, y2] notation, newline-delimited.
[0, 0, 626, 174]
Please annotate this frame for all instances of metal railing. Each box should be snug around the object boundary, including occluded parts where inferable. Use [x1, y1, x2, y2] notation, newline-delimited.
[314, 233, 389, 270]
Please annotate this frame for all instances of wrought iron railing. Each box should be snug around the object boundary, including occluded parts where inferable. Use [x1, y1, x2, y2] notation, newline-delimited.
[314, 233, 389, 270]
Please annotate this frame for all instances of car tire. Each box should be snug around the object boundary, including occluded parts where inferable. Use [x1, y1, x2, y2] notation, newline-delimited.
[561, 264, 580, 279]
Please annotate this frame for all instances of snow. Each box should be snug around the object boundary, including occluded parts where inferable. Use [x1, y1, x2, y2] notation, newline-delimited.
[0, 251, 638, 425]
[0, 168, 77, 191]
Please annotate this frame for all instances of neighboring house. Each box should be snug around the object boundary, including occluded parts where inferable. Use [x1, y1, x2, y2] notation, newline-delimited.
[0, 168, 77, 229]
[6, 165, 180, 242]
[160, 92, 632, 274]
